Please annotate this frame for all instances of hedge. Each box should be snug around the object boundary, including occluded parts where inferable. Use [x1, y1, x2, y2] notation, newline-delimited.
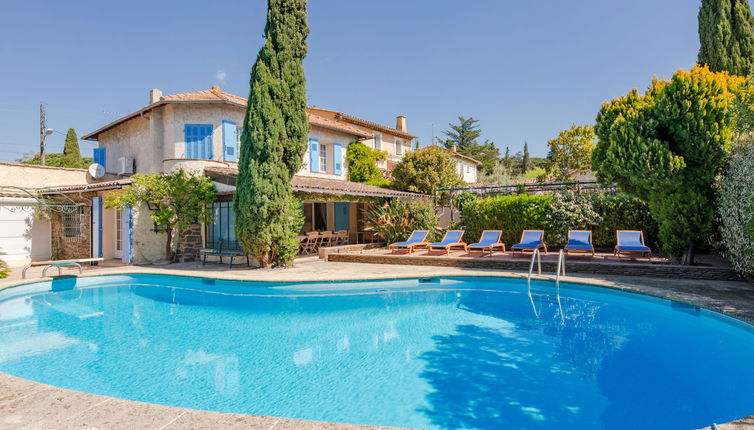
[460, 192, 658, 249]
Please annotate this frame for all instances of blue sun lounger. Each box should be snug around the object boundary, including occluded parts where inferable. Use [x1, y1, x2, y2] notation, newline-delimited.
[615, 230, 651, 259]
[427, 230, 466, 255]
[466, 230, 506, 256]
[511, 230, 547, 255]
[564, 230, 595, 256]
[389, 230, 430, 254]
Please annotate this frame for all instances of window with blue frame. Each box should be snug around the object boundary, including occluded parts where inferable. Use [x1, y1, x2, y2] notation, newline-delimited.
[207, 201, 236, 247]
[184, 124, 213, 159]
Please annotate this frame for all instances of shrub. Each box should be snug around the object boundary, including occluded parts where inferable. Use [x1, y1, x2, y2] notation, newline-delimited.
[392, 146, 462, 195]
[346, 142, 388, 185]
[461, 194, 553, 246]
[718, 142, 754, 277]
[0, 255, 7, 279]
[546, 193, 603, 246]
[364, 200, 440, 244]
[587, 194, 659, 248]
[459, 192, 658, 249]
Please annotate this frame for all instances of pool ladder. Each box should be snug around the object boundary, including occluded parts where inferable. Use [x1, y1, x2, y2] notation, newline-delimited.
[527, 249, 565, 322]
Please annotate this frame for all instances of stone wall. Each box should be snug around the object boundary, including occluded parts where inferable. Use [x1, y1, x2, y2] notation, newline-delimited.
[327, 252, 742, 282]
[50, 208, 91, 260]
[174, 223, 203, 262]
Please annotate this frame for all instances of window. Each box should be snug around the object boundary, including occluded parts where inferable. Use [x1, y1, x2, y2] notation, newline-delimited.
[395, 139, 403, 156]
[115, 210, 122, 251]
[63, 206, 84, 238]
[319, 143, 328, 173]
[207, 201, 236, 248]
[374, 134, 382, 150]
[184, 124, 213, 159]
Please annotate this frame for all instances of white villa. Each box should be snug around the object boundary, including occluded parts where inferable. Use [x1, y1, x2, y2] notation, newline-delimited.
[0, 87, 425, 266]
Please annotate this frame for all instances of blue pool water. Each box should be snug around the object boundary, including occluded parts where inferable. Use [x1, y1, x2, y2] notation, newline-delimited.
[0, 274, 753, 429]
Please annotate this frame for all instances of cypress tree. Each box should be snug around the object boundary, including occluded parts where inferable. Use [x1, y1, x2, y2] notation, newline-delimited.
[62, 128, 83, 168]
[699, 0, 754, 76]
[233, 0, 309, 267]
[521, 142, 531, 174]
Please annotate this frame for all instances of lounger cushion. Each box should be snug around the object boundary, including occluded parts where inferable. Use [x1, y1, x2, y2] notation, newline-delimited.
[565, 243, 594, 251]
[511, 242, 542, 249]
[468, 241, 500, 248]
[391, 241, 415, 247]
[617, 245, 651, 252]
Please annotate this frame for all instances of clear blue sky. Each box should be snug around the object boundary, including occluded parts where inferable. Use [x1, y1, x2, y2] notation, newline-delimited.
[0, 0, 730, 162]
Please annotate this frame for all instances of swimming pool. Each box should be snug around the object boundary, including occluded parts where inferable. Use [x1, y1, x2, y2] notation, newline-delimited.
[0, 274, 752, 429]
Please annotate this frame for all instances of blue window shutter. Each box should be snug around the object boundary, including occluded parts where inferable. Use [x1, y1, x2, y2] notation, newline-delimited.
[309, 139, 319, 172]
[185, 124, 213, 160]
[333, 143, 342, 175]
[93, 147, 106, 169]
[222, 121, 237, 162]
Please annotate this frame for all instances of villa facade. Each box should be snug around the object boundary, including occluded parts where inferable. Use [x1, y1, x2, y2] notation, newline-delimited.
[15, 87, 424, 265]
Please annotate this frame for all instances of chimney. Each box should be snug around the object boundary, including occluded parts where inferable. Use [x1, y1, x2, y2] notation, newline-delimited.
[396, 115, 407, 132]
[211, 85, 220, 92]
[149, 89, 162, 104]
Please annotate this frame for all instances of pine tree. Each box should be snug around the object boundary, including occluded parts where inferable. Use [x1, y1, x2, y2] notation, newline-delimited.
[233, 0, 309, 267]
[521, 142, 531, 174]
[440, 116, 499, 173]
[698, 0, 754, 76]
[62, 128, 83, 168]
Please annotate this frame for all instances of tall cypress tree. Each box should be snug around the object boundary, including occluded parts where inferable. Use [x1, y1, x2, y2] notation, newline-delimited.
[62, 128, 83, 168]
[699, 0, 754, 76]
[521, 142, 531, 174]
[234, 0, 309, 267]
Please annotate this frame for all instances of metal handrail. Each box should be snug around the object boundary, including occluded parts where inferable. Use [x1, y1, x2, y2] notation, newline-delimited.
[527, 248, 542, 281]
[555, 249, 566, 289]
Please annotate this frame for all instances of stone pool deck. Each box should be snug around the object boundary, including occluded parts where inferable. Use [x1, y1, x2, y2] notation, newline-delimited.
[1, 258, 753, 429]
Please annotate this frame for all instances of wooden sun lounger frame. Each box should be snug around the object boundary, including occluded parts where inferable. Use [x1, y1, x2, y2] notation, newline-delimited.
[511, 230, 548, 255]
[466, 230, 506, 256]
[389, 231, 430, 254]
[614, 230, 652, 260]
[427, 231, 466, 255]
[564, 230, 595, 256]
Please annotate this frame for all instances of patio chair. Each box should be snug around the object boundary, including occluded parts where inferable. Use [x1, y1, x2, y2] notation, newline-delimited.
[427, 230, 466, 255]
[300, 232, 319, 255]
[466, 230, 506, 256]
[564, 230, 595, 256]
[511, 230, 547, 255]
[335, 230, 349, 246]
[319, 231, 334, 248]
[389, 230, 430, 254]
[615, 230, 651, 259]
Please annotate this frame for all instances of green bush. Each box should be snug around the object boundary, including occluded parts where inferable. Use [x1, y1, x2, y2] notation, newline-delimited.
[718, 142, 754, 277]
[460, 192, 658, 249]
[346, 142, 389, 185]
[364, 200, 440, 244]
[461, 194, 553, 246]
[0, 256, 7, 279]
[587, 194, 658, 248]
[546, 193, 603, 246]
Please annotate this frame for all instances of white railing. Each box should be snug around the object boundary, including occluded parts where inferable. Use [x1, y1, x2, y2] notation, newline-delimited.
[555, 249, 566, 289]
[527, 248, 542, 281]
[526, 248, 565, 323]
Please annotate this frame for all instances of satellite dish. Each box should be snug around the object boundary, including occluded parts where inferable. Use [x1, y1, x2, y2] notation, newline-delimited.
[88, 163, 105, 179]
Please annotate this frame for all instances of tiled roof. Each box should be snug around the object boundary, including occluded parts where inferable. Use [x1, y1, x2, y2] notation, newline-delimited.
[39, 178, 134, 194]
[307, 107, 416, 140]
[307, 113, 372, 138]
[161, 87, 247, 106]
[205, 166, 427, 199]
[424, 145, 482, 165]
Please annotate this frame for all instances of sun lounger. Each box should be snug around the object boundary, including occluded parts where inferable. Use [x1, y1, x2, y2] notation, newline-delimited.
[389, 230, 430, 254]
[615, 230, 651, 259]
[427, 230, 466, 255]
[466, 230, 505, 256]
[511, 230, 547, 255]
[564, 230, 594, 256]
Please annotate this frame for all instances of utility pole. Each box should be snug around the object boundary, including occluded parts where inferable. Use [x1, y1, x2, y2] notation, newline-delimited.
[39, 104, 46, 166]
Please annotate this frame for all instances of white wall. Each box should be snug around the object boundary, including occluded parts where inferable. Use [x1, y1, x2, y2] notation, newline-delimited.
[454, 158, 478, 183]
[0, 198, 51, 267]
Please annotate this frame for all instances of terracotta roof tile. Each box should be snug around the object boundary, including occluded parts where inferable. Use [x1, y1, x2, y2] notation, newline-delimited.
[307, 113, 372, 138]
[205, 166, 427, 199]
[161, 87, 247, 106]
